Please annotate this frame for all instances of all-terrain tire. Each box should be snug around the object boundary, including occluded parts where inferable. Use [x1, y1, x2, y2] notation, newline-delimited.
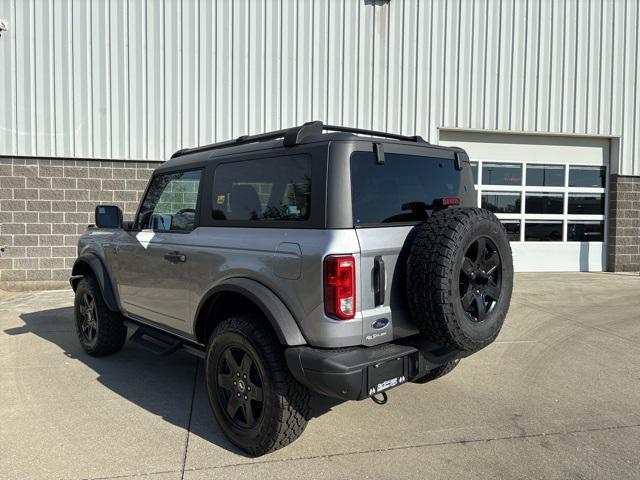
[407, 207, 513, 352]
[412, 359, 460, 384]
[205, 314, 311, 457]
[74, 276, 127, 356]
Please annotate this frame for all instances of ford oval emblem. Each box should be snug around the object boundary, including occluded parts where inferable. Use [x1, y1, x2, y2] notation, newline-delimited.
[371, 318, 389, 330]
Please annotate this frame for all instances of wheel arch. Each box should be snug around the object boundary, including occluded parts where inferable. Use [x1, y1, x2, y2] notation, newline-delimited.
[193, 278, 307, 347]
[71, 253, 120, 312]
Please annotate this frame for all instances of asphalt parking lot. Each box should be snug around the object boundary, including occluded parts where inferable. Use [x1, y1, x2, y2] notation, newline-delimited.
[1, 272, 639, 480]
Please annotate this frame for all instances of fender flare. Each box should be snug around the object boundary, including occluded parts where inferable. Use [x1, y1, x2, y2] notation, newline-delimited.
[70, 253, 120, 312]
[195, 278, 307, 346]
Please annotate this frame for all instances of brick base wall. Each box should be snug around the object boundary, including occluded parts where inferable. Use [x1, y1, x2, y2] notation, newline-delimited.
[1, 157, 638, 284]
[608, 175, 640, 272]
[0, 157, 159, 283]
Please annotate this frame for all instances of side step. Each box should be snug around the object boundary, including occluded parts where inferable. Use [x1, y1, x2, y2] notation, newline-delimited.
[129, 327, 183, 355]
[122, 319, 206, 358]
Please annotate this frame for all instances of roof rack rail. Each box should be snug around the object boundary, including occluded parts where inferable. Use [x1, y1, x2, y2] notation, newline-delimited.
[170, 121, 323, 159]
[322, 124, 428, 144]
[170, 120, 426, 159]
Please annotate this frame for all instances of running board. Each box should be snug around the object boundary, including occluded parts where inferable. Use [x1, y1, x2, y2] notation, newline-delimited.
[129, 327, 182, 355]
[124, 322, 206, 358]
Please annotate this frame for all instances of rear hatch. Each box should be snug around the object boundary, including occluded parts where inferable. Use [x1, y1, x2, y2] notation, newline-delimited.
[349, 147, 475, 346]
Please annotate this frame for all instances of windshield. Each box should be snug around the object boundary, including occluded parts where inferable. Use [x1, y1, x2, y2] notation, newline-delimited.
[350, 151, 461, 226]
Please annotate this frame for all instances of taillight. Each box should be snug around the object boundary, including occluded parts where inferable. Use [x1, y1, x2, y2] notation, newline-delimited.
[324, 255, 356, 320]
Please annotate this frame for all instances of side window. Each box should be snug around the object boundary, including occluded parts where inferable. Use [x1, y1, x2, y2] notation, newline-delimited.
[137, 170, 202, 232]
[212, 155, 311, 222]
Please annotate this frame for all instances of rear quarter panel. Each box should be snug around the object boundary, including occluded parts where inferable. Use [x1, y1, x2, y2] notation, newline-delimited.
[187, 227, 364, 348]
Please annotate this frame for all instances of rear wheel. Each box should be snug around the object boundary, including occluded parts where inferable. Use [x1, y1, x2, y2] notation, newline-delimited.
[74, 276, 127, 356]
[412, 359, 460, 384]
[205, 314, 310, 456]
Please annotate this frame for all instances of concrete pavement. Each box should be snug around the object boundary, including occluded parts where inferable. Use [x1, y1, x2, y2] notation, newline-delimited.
[1, 273, 639, 479]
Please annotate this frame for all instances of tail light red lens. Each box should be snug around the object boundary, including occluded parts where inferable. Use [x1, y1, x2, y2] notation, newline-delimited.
[324, 255, 356, 320]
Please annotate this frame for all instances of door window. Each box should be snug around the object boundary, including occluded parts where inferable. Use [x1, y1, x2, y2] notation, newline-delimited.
[137, 170, 202, 232]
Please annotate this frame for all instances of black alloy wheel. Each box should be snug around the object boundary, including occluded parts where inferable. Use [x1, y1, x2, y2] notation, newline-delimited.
[216, 345, 264, 429]
[407, 207, 513, 351]
[205, 315, 311, 456]
[459, 236, 502, 322]
[78, 292, 98, 343]
[74, 276, 127, 356]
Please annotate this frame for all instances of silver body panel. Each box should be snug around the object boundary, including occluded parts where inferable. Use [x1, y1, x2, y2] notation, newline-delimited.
[79, 223, 420, 348]
[355, 226, 421, 346]
[77, 136, 473, 349]
[79, 226, 373, 348]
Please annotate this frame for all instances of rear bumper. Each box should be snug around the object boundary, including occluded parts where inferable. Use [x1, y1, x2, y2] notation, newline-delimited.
[285, 336, 470, 400]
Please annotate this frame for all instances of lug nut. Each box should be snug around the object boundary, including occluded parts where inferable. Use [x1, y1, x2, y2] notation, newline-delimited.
[244, 395, 248, 400]
[233, 381, 237, 386]
[247, 386, 251, 391]
[243, 374, 247, 379]
[237, 392, 241, 398]
[236, 372, 240, 377]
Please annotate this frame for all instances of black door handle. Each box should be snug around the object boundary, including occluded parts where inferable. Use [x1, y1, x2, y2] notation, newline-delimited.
[373, 255, 386, 306]
[164, 251, 186, 263]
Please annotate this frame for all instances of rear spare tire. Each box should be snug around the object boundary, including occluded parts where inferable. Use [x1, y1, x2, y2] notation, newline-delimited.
[407, 207, 513, 352]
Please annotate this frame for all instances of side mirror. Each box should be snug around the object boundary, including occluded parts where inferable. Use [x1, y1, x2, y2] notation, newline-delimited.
[95, 205, 123, 229]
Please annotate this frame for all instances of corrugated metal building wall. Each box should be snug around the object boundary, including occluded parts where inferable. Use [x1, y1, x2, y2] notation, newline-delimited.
[0, 0, 639, 173]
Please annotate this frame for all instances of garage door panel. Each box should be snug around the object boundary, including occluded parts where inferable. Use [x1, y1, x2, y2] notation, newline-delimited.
[439, 131, 609, 272]
[511, 243, 605, 272]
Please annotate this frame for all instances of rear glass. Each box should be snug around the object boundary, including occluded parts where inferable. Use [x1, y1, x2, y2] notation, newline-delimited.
[350, 151, 460, 225]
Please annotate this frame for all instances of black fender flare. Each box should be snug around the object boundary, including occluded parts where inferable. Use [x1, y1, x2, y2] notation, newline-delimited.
[194, 278, 307, 346]
[70, 253, 120, 312]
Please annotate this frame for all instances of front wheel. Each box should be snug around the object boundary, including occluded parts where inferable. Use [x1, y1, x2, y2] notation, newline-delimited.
[74, 276, 127, 356]
[205, 314, 311, 456]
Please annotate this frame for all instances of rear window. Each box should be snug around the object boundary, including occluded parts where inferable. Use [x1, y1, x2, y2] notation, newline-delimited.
[212, 155, 311, 222]
[350, 151, 460, 225]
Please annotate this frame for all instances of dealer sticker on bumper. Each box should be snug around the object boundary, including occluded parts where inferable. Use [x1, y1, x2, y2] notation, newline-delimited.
[368, 375, 406, 396]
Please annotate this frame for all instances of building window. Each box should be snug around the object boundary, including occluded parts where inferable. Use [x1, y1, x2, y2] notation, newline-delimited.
[568, 194, 605, 215]
[481, 163, 522, 185]
[470, 161, 478, 184]
[525, 221, 563, 242]
[526, 164, 564, 187]
[471, 159, 606, 243]
[501, 220, 521, 242]
[567, 221, 604, 242]
[481, 192, 521, 213]
[569, 166, 606, 188]
[525, 192, 564, 214]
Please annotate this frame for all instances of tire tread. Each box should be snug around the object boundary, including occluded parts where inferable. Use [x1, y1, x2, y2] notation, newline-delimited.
[74, 276, 127, 356]
[407, 207, 511, 351]
[208, 315, 310, 456]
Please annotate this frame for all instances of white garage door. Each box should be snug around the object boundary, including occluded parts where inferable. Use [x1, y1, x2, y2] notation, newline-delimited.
[439, 131, 609, 272]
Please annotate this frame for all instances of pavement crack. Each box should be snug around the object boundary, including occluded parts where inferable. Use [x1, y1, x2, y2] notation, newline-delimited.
[180, 359, 200, 480]
[181, 422, 640, 474]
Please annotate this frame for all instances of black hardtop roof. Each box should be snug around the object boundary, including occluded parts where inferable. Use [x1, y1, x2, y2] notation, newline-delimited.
[158, 121, 461, 172]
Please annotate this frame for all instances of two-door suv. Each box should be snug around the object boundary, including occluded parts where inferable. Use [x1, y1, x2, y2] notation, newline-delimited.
[70, 121, 513, 456]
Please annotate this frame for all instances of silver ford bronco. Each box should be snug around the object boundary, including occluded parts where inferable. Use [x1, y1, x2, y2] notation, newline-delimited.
[70, 121, 513, 456]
